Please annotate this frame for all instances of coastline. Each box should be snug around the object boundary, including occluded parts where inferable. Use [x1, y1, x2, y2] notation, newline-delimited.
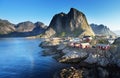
[39, 37, 120, 78]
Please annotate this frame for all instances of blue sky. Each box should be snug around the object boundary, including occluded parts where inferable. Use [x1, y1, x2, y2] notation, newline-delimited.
[0, 0, 120, 30]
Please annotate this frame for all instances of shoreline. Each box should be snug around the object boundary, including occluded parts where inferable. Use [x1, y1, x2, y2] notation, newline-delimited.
[39, 37, 120, 78]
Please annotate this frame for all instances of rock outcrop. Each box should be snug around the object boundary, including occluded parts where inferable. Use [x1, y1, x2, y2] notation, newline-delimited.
[42, 8, 95, 38]
[59, 45, 119, 66]
[90, 23, 116, 37]
[55, 67, 112, 78]
[40, 38, 120, 67]
[59, 48, 88, 63]
[59, 67, 83, 78]
[113, 37, 120, 45]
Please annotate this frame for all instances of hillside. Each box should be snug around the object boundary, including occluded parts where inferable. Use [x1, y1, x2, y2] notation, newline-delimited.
[0, 20, 47, 37]
[42, 8, 95, 38]
[0, 19, 15, 35]
[113, 30, 120, 36]
[90, 23, 116, 37]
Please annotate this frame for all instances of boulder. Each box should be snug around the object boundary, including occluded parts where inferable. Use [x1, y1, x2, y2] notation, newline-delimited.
[59, 49, 88, 63]
[59, 67, 83, 78]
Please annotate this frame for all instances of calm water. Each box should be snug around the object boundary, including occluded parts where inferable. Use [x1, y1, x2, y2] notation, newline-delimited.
[0, 38, 67, 78]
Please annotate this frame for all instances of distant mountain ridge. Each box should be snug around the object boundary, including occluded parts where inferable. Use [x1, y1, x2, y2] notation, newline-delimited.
[42, 8, 95, 38]
[0, 19, 47, 37]
[2, 8, 116, 38]
[113, 30, 120, 36]
[90, 23, 116, 37]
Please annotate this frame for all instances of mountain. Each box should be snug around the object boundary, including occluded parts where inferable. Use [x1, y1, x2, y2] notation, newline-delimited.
[0, 20, 47, 37]
[0, 19, 15, 35]
[11, 21, 47, 37]
[90, 23, 116, 37]
[42, 8, 95, 38]
[34, 22, 47, 29]
[16, 21, 35, 32]
[113, 30, 120, 36]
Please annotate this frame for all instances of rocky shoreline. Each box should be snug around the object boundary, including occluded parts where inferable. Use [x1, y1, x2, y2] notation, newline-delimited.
[39, 37, 120, 78]
[53, 65, 120, 78]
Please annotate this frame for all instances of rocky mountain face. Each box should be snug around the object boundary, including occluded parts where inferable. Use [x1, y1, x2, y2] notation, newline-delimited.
[90, 24, 116, 37]
[42, 8, 95, 38]
[16, 21, 35, 32]
[0, 19, 15, 35]
[12, 21, 47, 37]
[35, 22, 47, 29]
[0, 20, 47, 37]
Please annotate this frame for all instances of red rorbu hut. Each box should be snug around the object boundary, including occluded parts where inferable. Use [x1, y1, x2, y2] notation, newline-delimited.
[69, 42, 75, 47]
[96, 44, 110, 50]
[80, 43, 91, 49]
[68, 42, 91, 49]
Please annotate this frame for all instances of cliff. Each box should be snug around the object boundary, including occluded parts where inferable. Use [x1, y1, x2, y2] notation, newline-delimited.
[42, 8, 95, 38]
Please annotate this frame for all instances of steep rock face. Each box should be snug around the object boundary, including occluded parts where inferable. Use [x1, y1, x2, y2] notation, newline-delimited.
[0, 19, 15, 34]
[90, 24, 116, 37]
[43, 8, 95, 38]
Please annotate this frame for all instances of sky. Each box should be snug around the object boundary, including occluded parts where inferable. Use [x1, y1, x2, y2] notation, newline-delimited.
[0, 0, 120, 31]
